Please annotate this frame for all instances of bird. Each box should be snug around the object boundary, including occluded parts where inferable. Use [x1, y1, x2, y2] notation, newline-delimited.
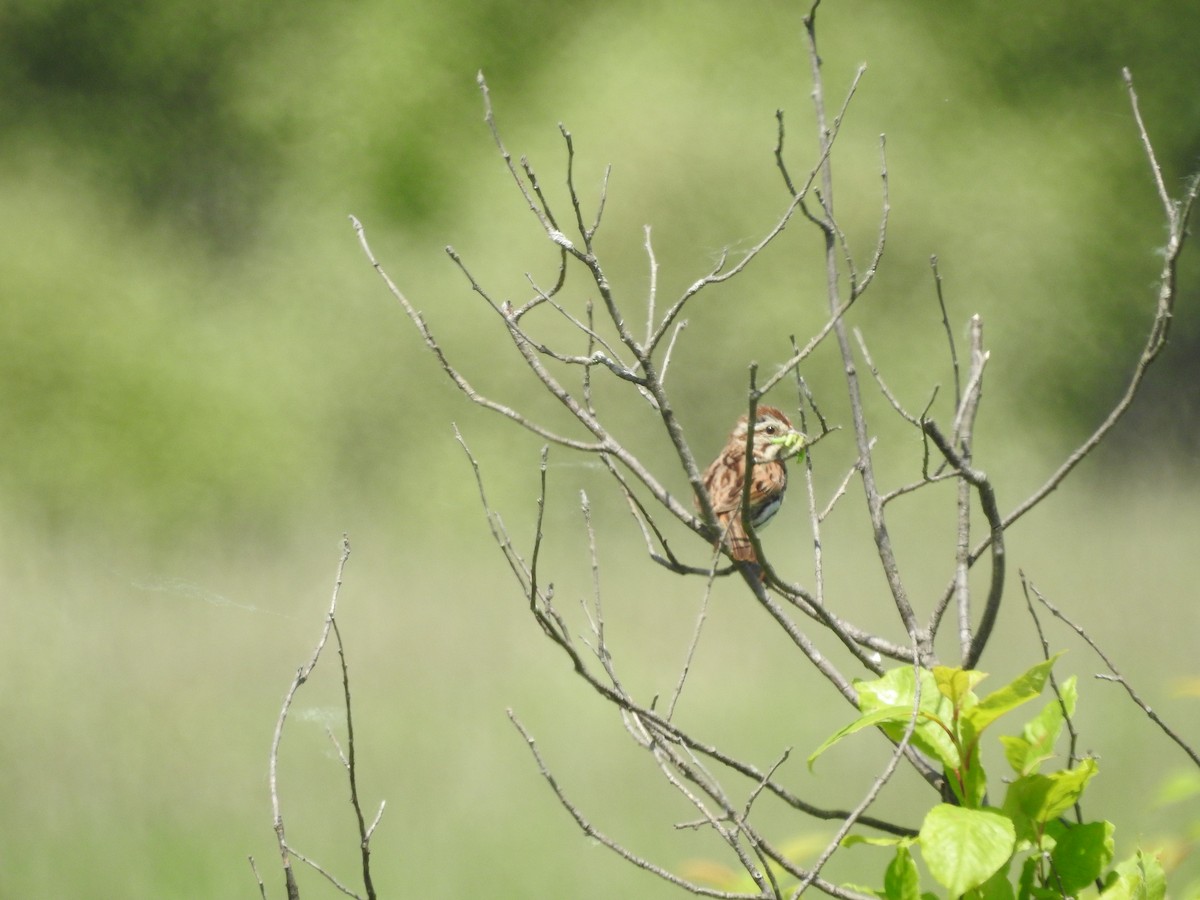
[699, 406, 806, 565]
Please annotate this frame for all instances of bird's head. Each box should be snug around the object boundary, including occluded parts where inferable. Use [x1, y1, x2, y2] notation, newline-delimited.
[734, 407, 807, 463]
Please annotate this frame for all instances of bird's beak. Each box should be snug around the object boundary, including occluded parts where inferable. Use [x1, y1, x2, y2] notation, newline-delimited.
[770, 430, 807, 461]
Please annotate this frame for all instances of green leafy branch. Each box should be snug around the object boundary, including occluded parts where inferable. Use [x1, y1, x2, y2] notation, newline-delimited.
[810, 657, 1165, 899]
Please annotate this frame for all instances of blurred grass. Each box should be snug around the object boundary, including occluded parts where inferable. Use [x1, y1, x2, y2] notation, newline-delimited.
[2, 461, 1199, 897]
[2, 0, 1199, 896]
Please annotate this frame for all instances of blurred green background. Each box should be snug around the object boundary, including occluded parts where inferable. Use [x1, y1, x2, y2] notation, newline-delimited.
[3, 1, 1199, 897]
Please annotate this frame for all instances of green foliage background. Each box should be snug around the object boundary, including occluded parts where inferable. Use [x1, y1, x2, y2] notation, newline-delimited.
[2, 1, 1198, 897]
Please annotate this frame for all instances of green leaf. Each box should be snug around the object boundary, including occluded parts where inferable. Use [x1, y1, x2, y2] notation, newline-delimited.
[855, 667, 961, 770]
[1056, 674, 1077, 717]
[1003, 759, 1099, 826]
[843, 834, 914, 849]
[884, 844, 922, 900]
[999, 735, 1036, 776]
[1099, 850, 1167, 900]
[1017, 855, 1038, 900]
[964, 654, 1064, 737]
[1002, 676, 1077, 776]
[974, 862, 1017, 900]
[933, 666, 988, 709]
[857, 666, 941, 715]
[918, 804, 1016, 897]
[1046, 820, 1115, 894]
[808, 705, 925, 770]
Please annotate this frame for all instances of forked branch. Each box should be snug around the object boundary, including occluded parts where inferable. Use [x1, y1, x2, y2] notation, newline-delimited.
[263, 537, 380, 900]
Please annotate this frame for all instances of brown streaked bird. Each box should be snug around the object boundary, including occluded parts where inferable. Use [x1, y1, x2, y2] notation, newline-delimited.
[699, 406, 807, 565]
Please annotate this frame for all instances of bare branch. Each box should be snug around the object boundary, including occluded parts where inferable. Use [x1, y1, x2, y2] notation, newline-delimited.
[820, 440, 871, 520]
[646, 189, 809, 355]
[1019, 573, 1083, 781]
[366, 802, 386, 841]
[852, 134, 890, 297]
[559, 123, 609, 249]
[1123, 68, 1172, 218]
[802, 5, 925, 659]
[666, 573, 718, 721]
[352, 217, 609, 452]
[1028, 581, 1200, 770]
[522, 270, 633, 369]
[853, 328, 922, 427]
[289, 845, 364, 900]
[577, 489, 633, 698]
[791, 646, 922, 898]
[953, 319, 988, 663]
[507, 711, 772, 900]
[520, 155, 562, 233]
[774, 109, 798, 197]
[969, 78, 1200, 557]
[248, 857, 267, 900]
[659, 319, 688, 386]
[640, 53, 873, 362]
[643, 224, 660, 346]
[640, 732, 779, 897]
[477, 71, 554, 232]
[921, 419, 1005, 669]
[331, 616, 379, 900]
[268, 536, 352, 900]
[463, 411, 920, 833]
[950, 317, 988, 444]
[754, 291, 859, 398]
[930, 256, 962, 412]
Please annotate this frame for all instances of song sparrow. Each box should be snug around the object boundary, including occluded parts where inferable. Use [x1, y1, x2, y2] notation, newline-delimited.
[699, 406, 806, 565]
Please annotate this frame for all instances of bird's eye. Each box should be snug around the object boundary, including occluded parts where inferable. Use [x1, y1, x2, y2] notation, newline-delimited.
[764, 424, 777, 435]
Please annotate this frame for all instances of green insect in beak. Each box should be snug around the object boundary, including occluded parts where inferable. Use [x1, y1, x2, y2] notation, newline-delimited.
[771, 430, 807, 461]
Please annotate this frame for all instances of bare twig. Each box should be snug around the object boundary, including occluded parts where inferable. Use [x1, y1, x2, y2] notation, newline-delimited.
[331, 616, 379, 900]
[352, 216, 606, 452]
[512, 709, 882, 900]
[560, 123, 609, 248]
[248, 857, 267, 900]
[644, 224, 660, 347]
[477, 71, 554, 232]
[1019, 573, 1083, 801]
[802, 0, 925, 660]
[921, 419, 1005, 669]
[268, 536, 353, 900]
[666, 572, 718, 721]
[930, 257, 961, 411]
[660, 319, 688, 385]
[852, 134, 890, 297]
[639, 730, 779, 897]
[507, 711, 768, 900]
[742, 750, 793, 824]
[968, 74, 1200, 558]
[954, 320, 988, 663]
[853, 328, 922, 427]
[1124, 68, 1172, 215]
[1029, 581, 1200, 769]
[791, 645, 922, 898]
[645, 190, 809, 356]
[775, 109, 798, 197]
[288, 845, 363, 899]
[578, 489, 632, 698]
